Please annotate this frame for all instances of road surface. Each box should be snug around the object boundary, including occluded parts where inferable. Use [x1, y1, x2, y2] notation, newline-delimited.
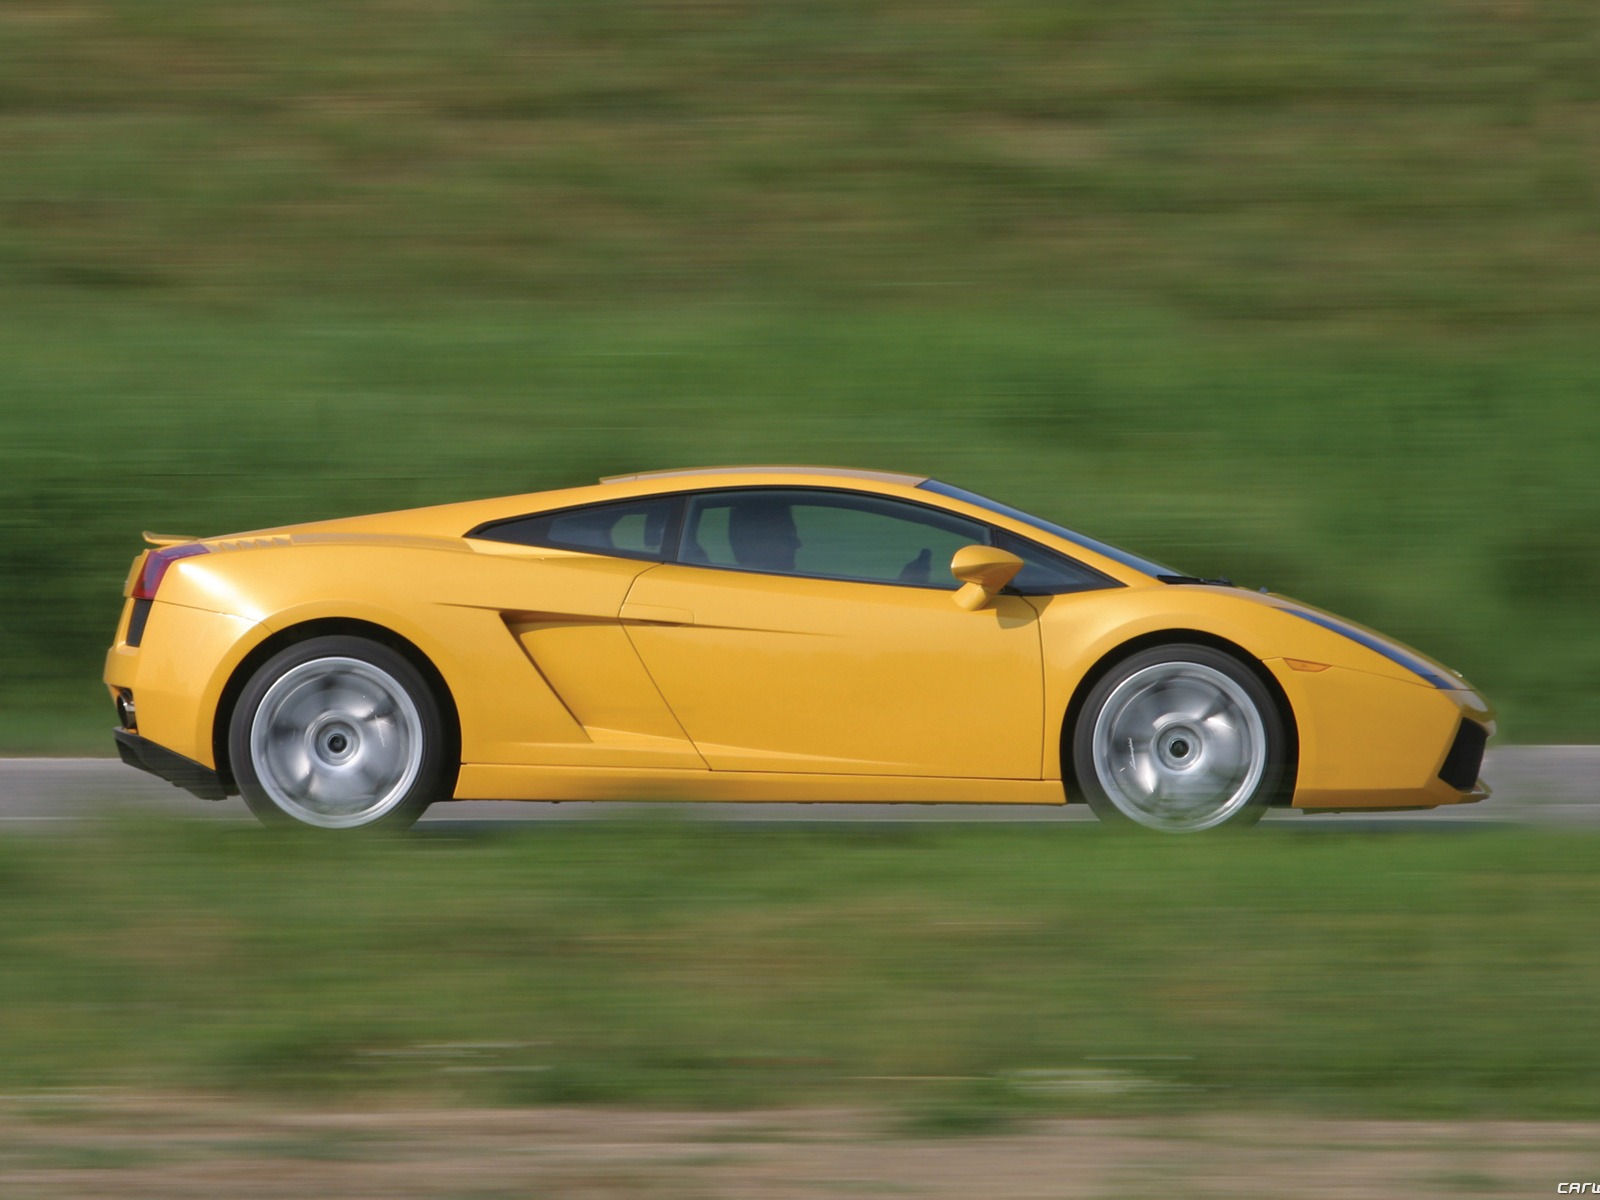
[0, 747, 1594, 827]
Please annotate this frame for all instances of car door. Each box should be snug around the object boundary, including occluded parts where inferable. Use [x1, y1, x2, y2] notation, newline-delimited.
[621, 488, 1044, 778]
[463, 495, 707, 770]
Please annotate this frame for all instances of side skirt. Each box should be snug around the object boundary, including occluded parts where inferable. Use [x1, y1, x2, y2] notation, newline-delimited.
[454, 765, 1064, 805]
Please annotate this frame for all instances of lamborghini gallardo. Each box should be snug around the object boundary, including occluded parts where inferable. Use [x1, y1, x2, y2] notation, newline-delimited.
[106, 466, 1493, 832]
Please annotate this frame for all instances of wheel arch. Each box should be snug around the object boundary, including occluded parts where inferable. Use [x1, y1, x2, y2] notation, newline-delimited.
[211, 617, 462, 794]
[1057, 628, 1299, 806]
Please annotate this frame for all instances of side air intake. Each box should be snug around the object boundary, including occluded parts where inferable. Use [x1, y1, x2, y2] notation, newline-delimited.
[1438, 719, 1488, 792]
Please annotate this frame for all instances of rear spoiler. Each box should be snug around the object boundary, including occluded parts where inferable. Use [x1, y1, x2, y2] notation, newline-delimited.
[142, 531, 199, 547]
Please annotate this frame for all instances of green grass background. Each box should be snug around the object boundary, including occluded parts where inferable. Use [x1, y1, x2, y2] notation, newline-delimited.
[7, 819, 1600, 1119]
[1, 0, 1595, 748]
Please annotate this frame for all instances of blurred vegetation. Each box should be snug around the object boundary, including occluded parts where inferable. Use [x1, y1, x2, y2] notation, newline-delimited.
[0, 0, 1594, 746]
[5, 819, 1600, 1117]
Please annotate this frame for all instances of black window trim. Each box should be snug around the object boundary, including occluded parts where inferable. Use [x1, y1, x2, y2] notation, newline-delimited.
[465, 484, 1122, 594]
[466, 495, 687, 563]
[990, 527, 1121, 597]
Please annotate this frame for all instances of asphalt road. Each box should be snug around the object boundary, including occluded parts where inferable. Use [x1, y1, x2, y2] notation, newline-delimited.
[0, 747, 1594, 829]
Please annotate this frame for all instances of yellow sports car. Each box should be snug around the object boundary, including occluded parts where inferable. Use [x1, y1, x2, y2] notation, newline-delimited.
[105, 466, 1493, 832]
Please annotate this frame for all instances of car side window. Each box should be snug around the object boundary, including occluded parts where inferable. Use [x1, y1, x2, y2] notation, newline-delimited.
[469, 496, 677, 560]
[680, 489, 988, 589]
[995, 529, 1114, 594]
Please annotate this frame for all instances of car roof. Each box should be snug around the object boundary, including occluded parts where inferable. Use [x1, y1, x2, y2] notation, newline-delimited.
[600, 465, 928, 486]
[204, 465, 1159, 587]
[234, 467, 933, 542]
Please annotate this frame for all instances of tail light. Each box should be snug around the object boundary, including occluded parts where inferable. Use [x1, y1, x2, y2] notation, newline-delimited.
[133, 543, 209, 600]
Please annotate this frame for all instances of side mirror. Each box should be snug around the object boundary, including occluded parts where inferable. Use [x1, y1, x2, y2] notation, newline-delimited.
[950, 545, 1024, 611]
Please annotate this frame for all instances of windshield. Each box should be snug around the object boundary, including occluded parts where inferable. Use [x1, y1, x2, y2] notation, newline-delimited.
[918, 480, 1181, 579]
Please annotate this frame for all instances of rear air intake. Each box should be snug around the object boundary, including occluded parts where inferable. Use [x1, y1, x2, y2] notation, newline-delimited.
[126, 598, 154, 647]
[1438, 719, 1488, 792]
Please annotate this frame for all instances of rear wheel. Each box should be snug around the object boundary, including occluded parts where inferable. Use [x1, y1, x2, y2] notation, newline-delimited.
[230, 636, 449, 830]
[1072, 644, 1288, 833]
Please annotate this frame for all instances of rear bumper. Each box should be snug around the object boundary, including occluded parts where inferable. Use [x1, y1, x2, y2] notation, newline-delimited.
[104, 599, 263, 769]
[113, 730, 230, 801]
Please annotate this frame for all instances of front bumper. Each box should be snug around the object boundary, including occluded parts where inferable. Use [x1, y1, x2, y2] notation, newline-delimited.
[1266, 659, 1495, 810]
[113, 730, 230, 801]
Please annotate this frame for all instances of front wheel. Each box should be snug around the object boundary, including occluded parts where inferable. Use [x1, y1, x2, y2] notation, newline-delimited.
[1072, 644, 1290, 833]
[230, 636, 451, 831]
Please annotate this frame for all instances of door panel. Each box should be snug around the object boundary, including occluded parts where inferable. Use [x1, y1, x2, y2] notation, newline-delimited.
[449, 547, 705, 769]
[623, 564, 1043, 777]
[506, 616, 706, 767]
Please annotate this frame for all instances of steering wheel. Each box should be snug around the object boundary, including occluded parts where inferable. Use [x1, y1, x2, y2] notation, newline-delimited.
[897, 547, 933, 585]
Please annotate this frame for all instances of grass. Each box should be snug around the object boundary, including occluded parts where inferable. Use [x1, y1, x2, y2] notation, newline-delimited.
[4, 818, 1600, 1119]
[5, 302, 1600, 749]
[2, 1, 1592, 319]
[0, 0, 1595, 747]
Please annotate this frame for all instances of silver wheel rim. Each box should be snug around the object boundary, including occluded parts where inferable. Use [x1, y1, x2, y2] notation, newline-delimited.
[249, 656, 424, 829]
[1091, 661, 1267, 833]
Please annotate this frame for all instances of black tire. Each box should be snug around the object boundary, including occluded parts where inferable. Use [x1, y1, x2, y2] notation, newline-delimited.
[1071, 643, 1289, 833]
[229, 635, 451, 831]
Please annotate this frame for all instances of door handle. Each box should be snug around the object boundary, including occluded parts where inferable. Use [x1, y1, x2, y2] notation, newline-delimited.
[620, 603, 694, 626]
